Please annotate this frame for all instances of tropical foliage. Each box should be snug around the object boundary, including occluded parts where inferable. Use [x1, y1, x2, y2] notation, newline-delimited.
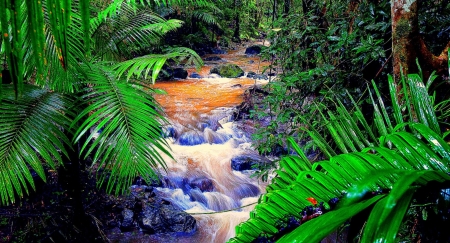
[229, 68, 450, 242]
[0, 0, 203, 205]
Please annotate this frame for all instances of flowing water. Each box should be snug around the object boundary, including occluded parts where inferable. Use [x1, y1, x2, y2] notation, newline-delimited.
[111, 42, 271, 242]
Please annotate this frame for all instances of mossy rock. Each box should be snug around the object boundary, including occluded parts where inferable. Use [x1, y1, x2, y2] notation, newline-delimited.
[210, 64, 244, 78]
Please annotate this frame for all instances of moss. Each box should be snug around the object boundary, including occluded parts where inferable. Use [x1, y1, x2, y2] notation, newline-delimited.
[394, 18, 411, 39]
[210, 64, 244, 78]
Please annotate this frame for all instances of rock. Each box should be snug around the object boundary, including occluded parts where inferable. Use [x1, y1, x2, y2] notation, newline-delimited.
[178, 130, 206, 146]
[116, 185, 197, 235]
[172, 68, 188, 79]
[246, 72, 268, 80]
[138, 203, 196, 234]
[231, 84, 242, 88]
[157, 67, 188, 80]
[248, 60, 255, 64]
[231, 153, 271, 171]
[245, 45, 263, 56]
[210, 64, 244, 78]
[188, 177, 214, 192]
[189, 72, 202, 79]
[254, 74, 268, 80]
[204, 56, 222, 61]
[247, 71, 256, 79]
[211, 48, 226, 54]
[120, 209, 135, 231]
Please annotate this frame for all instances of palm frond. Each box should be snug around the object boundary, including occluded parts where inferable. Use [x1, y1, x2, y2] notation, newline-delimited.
[114, 47, 203, 83]
[0, 85, 73, 205]
[230, 126, 450, 242]
[72, 64, 172, 194]
[91, 2, 183, 61]
[230, 69, 450, 242]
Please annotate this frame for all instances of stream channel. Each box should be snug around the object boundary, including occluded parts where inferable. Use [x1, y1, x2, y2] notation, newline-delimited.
[112, 42, 272, 242]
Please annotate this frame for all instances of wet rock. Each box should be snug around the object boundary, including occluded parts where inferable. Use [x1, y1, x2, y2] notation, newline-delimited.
[231, 84, 242, 88]
[120, 209, 135, 231]
[247, 71, 256, 79]
[204, 56, 222, 61]
[245, 45, 263, 56]
[116, 185, 197, 235]
[210, 64, 244, 78]
[231, 153, 271, 171]
[203, 128, 230, 144]
[247, 72, 268, 80]
[189, 177, 214, 192]
[158, 67, 188, 80]
[255, 74, 269, 80]
[172, 68, 188, 79]
[189, 72, 202, 79]
[178, 130, 206, 146]
[211, 48, 227, 54]
[138, 202, 196, 234]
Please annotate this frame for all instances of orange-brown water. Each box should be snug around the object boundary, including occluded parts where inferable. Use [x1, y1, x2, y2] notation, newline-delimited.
[151, 44, 270, 120]
[111, 42, 271, 243]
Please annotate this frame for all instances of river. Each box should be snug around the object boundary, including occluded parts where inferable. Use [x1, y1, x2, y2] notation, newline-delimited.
[108, 42, 271, 243]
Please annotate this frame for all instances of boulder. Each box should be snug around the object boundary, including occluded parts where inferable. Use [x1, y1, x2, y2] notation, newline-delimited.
[157, 67, 188, 80]
[245, 45, 263, 56]
[188, 177, 214, 192]
[117, 185, 197, 235]
[211, 48, 227, 54]
[231, 153, 271, 171]
[189, 72, 203, 79]
[119, 209, 135, 231]
[210, 64, 244, 78]
[254, 74, 268, 80]
[247, 71, 256, 79]
[138, 202, 196, 234]
[172, 68, 188, 79]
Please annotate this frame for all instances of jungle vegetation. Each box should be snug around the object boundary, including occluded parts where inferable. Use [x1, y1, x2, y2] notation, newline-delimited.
[1, 0, 450, 242]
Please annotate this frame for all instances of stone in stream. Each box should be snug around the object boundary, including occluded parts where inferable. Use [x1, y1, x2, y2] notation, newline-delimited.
[138, 202, 196, 234]
[157, 67, 188, 80]
[178, 130, 206, 146]
[210, 64, 244, 78]
[172, 68, 188, 79]
[188, 177, 215, 192]
[231, 153, 271, 171]
[117, 185, 197, 235]
[189, 72, 203, 79]
[245, 45, 264, 56]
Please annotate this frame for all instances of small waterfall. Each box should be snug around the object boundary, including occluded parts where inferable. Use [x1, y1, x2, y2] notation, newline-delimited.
[155, 113, 268, 242]
[147, 41, 271, 242]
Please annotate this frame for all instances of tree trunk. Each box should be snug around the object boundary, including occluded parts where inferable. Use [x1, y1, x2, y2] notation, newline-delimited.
[391, 0, 449, 82]
[283, 0, 290, 16]
[233, 0, 240, 41]
[272, 0, 277, 27]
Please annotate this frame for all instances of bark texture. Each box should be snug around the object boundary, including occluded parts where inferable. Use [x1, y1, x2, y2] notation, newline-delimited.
[392, 0, 449, 81]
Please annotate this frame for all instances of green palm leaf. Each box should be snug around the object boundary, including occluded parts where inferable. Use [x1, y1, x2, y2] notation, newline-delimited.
[72, 64, 171, 194]
[0, 85, 73, 205]
[114, 46, 203, 83]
